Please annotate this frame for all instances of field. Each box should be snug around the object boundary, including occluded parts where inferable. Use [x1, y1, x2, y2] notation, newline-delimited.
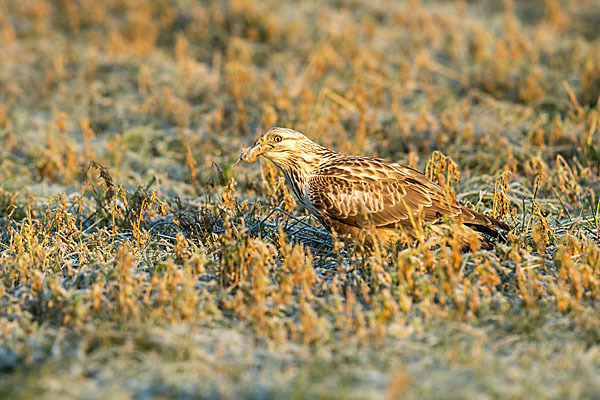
[1, 0, 600, 398]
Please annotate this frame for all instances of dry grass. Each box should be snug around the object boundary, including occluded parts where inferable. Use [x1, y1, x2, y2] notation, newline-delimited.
[1, 0, 600, 398]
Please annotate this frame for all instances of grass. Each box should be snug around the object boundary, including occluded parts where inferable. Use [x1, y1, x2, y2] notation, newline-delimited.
[1, 0, 600, 398]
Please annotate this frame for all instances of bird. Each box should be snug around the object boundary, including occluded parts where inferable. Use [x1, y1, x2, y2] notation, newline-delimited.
[236, 127, 510, 250]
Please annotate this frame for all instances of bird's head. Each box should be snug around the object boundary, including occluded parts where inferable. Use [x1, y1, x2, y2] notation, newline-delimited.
[237, 127, 318, 166]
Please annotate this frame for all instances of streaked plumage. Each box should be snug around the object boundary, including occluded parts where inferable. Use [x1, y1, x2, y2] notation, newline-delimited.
[238, 127, 509, 249]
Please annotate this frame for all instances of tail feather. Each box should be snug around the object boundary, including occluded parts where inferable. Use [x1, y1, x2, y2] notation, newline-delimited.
[459, 206, 510, 249]
[460, 206, 510, 232]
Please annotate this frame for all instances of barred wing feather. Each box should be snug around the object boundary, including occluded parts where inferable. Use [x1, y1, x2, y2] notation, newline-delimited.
[306, 159, 463, 229]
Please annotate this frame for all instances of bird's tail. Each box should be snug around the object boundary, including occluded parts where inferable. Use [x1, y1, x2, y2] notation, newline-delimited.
[459, 206, 510, 249]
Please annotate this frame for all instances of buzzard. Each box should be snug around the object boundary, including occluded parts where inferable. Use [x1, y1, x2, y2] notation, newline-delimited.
[237, 127, 509, 249]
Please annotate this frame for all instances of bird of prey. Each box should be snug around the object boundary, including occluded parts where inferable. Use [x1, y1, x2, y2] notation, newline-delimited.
[237, 127, 509, 249]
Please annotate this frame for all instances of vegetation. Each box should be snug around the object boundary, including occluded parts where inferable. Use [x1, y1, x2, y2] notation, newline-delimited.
[1, 0, 599, 398]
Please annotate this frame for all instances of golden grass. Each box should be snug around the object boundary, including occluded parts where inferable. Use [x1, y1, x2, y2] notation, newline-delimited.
[1, 0, 600, 398]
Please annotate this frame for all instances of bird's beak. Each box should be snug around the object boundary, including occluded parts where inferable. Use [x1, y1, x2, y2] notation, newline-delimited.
[235, 136, 274, 165]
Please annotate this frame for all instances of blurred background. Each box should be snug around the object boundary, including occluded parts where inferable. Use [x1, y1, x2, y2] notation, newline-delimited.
[1, 0, 598, 199]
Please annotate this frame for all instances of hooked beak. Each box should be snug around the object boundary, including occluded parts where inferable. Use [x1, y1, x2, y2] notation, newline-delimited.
[234, 136, 274, 166]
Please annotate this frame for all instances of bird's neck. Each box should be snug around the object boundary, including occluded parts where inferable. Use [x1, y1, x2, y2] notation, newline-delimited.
[272, 145, 340, 200]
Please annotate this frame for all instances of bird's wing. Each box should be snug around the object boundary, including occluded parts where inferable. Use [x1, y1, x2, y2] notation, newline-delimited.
[306, 157, 462, 228]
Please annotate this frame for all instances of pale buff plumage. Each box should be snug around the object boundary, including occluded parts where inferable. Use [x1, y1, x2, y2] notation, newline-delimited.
[237, 127, 509, 249]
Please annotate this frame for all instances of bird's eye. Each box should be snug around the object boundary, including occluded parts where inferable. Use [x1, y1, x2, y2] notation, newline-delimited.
[273, 135, 282, 143]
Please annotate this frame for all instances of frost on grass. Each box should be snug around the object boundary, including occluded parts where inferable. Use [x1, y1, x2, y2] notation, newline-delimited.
[1, 0, 600, 398]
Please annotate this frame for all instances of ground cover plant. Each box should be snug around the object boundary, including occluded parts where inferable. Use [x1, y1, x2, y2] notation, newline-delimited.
[1, 0, 600, 398]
